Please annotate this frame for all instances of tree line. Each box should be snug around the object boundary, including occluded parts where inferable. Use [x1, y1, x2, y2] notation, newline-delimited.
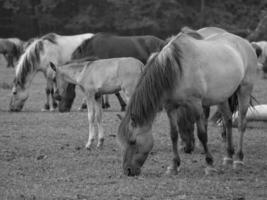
[0, 0, 266, 40]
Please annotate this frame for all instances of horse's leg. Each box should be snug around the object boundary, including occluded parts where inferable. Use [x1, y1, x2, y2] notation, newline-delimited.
[195, 106, 210, 152]
[176, 107, 195, 153]
[165, 107, 180, 175]
[85, 94, 96, 150]
[7, 54, 14, 68]
[42, 80, 51, 111]
[102, 95, 110, 109]
[195, 104, 216, 175]
[50, 86, 58, 111]
[3, 53, 13, 68]
[95, 96, 104, 149]
[115, 92, 127, 111]
[234, 84, 252, 169]
[218, 102, 234, 166]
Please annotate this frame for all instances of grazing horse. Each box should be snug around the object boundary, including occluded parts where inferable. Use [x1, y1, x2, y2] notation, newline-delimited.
[0, 38, 24, 68]
[57, 33, 165, 112]
[117, 28, 257, 176]
[9, 32, 94, 112]
[49, 57, 144, 149]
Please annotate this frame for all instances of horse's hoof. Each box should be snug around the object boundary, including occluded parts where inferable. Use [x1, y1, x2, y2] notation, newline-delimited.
[85, 143, 93, 150]
[223, 157, 233, 166]
[50, 108, 56, 112]
[97, 138, 104, 149]
[233, 160, 244, 170]
[41, 108, 49, 112]
[205, 166, 218, 175]
[165, 166, 179, 175]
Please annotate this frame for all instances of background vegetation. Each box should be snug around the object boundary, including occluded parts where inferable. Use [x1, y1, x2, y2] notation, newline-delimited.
[0, 0, 267, 40]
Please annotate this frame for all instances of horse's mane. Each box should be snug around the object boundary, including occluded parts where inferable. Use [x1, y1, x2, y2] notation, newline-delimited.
[41, 33, 58, 44]
[118, 42, 183, 143]
[127, 42, 183, 127]
[181, 27, 204, 40]
[15, 33, 58, 87]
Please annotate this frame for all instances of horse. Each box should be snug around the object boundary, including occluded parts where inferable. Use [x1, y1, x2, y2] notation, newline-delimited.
[9, 32, 94, 112]
[57, 33, 165, 112]
[0, 38, 25, 68]
[250, 41, 267, 73]
[117, 28, 257, 176]
[173, 27, 229, 152]
[49, 57, 144, 149]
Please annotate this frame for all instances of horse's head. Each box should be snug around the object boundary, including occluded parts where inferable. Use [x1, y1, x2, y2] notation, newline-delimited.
[48, 62, 65, 101]
[9, 79, 29, 112]
[117, 114, 153, 176]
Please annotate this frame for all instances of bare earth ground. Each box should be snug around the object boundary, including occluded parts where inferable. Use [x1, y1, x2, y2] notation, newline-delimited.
[0, 59, 266, 200]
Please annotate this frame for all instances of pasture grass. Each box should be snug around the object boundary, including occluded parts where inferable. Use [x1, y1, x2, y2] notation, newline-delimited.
[0, 65, 266, 200]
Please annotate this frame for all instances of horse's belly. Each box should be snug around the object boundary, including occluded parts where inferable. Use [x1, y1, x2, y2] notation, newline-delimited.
[202, 65, 244, 105]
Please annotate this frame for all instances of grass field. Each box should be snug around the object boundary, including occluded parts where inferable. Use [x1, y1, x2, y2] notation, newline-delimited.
[0, 59, 267, 200]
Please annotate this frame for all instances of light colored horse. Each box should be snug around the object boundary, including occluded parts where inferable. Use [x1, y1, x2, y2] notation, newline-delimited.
[251, 41, 267, 69]
[9, 33, 94, 112]
[117, 28, 257, 176]
[49, 57, 144, 149]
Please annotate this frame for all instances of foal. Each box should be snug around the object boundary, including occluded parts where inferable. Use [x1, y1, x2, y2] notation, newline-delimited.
[49, 57, 144, 149]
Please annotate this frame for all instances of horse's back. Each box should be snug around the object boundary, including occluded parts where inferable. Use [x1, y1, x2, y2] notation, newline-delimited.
[206, 32, 258, 75]
[90, 34, 164, 63]
[197, 27, 227, 39]
[81, 57, 143, 92]
[177, 32, 257, 105]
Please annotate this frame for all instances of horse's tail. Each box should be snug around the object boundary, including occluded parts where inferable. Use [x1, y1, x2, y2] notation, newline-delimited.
[229, 87, 257, 113]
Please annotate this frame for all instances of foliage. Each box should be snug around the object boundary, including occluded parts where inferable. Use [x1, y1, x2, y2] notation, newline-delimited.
[0, 0, 267, 39]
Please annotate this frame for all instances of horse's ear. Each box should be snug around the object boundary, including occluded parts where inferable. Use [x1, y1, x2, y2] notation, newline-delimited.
[116, 114, 124, 121]
[49, 62, 57, 72]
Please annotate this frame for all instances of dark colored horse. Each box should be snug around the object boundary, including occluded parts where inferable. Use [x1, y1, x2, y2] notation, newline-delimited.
[58, 33, 165, 112]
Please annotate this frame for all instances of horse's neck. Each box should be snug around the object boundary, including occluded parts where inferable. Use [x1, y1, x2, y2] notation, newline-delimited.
[39, 34, 93, 70]
[59, 64, 86, 85]
[56, 33, 94, 63]
[23, 70, 38, 89]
